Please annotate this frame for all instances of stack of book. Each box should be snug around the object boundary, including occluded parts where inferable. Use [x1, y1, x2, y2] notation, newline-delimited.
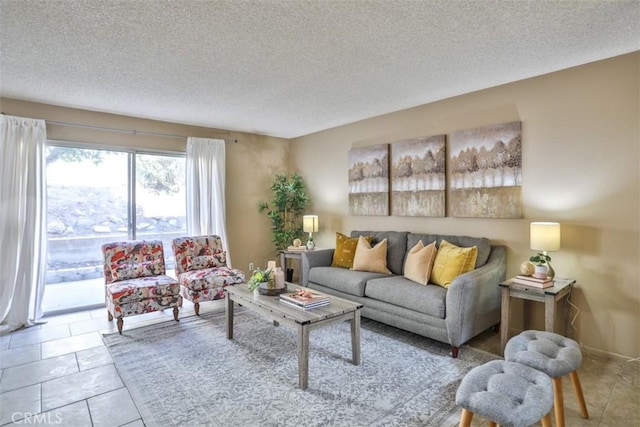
[286, 246, 307, 252]
[280, 288, 330, 310]
[511, 275, 554, 288]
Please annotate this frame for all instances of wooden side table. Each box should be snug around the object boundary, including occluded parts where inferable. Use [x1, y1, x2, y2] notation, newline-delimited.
[499, 277, 575, 354]
[280, 250, 308, 284]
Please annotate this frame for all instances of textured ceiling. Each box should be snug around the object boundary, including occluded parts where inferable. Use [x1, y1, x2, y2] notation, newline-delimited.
[1, 1, 638, 139]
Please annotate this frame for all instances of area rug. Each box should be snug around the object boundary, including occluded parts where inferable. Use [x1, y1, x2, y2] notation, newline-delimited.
[103, 309, 498, 427]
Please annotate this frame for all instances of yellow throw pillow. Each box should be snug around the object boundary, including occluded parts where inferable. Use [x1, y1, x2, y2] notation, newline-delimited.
[431, 240, 478, 288]
[404, 241, 438, 285]
[331, 233, 371, 269]
[352, 236, 391, 274]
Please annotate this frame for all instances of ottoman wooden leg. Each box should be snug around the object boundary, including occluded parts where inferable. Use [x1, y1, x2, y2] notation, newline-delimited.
[459, 408, 473, 427]
[570, 370, 589, 418]
[108, 311, 113, 321]
[552, 377, 565, 427]
[194, 302, 200, 316]
[116, 318, 123, 334]
[173, 306, 179, 321]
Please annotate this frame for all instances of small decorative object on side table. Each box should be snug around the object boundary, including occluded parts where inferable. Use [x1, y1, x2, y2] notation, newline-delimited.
[499, 277, 576, 355]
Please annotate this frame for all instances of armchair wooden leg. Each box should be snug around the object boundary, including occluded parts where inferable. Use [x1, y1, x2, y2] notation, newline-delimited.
[194, 302, 200, 316]
[451, 346, 459, 358]
[117, 318, 123, 334]
[173, 306, 179, 321]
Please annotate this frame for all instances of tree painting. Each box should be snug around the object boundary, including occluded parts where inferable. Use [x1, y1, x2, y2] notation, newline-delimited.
[348, 144, 389, 216]
[449, 122, 522, 218]
[391, 135, 446, 216]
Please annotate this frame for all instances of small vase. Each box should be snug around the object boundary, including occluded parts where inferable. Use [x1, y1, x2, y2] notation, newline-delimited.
[306, 240, 315, 250]
[533, 265, 548, 279]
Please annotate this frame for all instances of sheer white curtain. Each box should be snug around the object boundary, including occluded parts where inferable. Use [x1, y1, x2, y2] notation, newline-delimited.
[0, 115, 48, 333]
[186, 137, 232, 266]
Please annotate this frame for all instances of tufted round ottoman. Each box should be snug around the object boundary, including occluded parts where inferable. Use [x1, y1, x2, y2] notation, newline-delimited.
[455, 360, 553, 427]
[505, 330, 589, 427]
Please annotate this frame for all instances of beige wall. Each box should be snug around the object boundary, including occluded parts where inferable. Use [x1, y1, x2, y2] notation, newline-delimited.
[289, 53, 640, 359]
[0, 98, 290, 281]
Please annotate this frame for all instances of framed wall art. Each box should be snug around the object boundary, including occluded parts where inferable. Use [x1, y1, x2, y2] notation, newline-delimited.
[449, 121, 522, 218]
[391, 135, 446, 217]
[348, 144, 389, 216]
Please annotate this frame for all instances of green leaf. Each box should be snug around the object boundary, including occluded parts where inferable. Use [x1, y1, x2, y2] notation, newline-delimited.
[258, 173, 311, 252]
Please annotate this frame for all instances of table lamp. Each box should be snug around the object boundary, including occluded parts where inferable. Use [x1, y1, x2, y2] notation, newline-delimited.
[530, 222, 561, 279]
[303, 215, 319, 250]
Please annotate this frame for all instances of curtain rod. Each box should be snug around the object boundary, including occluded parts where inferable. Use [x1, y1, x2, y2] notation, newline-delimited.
[44, 119, 238, 143]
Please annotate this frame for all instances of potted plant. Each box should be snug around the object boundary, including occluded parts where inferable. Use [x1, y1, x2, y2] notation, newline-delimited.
[258, 173, 310, 253]
[247, 267, 273, 292]
[529, 252, 551, 278]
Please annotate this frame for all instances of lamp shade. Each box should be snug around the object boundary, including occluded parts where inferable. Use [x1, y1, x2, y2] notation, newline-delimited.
[303, 215, 319, 233]
[530, 222, 561, 252]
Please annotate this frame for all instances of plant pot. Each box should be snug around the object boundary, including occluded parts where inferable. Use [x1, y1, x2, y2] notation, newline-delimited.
[533, 265, 548, 279]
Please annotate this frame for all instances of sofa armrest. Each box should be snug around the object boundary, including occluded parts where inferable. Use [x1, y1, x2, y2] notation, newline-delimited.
[301, 249, 334, 286]
[445, 245, 506, 347]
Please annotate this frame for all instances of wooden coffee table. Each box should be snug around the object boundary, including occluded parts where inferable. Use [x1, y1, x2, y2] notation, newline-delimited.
[224, 283, 363, 390]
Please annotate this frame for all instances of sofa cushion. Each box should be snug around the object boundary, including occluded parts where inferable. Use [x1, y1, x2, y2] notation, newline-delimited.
[364, 276, 447, 318]
[404, 241, 437, 285]
[308, 266, 387, 297]
[332, 232, 371, 269]
[407, 233, 491, 268]
[352, 236, 391, 274]
[431, 240, 478, 288]
[351, 231, 408, 275]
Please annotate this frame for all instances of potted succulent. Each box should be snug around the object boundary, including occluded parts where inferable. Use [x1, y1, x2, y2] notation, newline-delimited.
[529, 252, 551, 279]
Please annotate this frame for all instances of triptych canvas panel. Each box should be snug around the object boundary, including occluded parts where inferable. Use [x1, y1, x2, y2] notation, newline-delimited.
[347, 121, 522, 218]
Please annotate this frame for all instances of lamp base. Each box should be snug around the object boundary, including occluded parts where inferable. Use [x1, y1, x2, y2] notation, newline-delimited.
[546, 262, 555, 279]
[306, 240, 315, 250]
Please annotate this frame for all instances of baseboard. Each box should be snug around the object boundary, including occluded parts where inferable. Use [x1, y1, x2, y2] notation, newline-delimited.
[508, 326, 639, 363]
[43, 303, 106, 318]
[581, 345, 640, 363]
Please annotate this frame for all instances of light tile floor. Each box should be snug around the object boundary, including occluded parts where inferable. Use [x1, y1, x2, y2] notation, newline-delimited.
[1, 299, 638, 426]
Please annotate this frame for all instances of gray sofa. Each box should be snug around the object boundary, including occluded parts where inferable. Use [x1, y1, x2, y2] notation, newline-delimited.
[301, 231, 506, 357]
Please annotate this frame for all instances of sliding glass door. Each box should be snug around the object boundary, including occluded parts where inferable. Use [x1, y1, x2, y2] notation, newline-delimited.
[43, 144, 186, 314]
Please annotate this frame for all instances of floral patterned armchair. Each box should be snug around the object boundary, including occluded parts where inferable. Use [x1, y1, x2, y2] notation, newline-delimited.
[172, 235, 245, 315]
[102, 240, 181, 334]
